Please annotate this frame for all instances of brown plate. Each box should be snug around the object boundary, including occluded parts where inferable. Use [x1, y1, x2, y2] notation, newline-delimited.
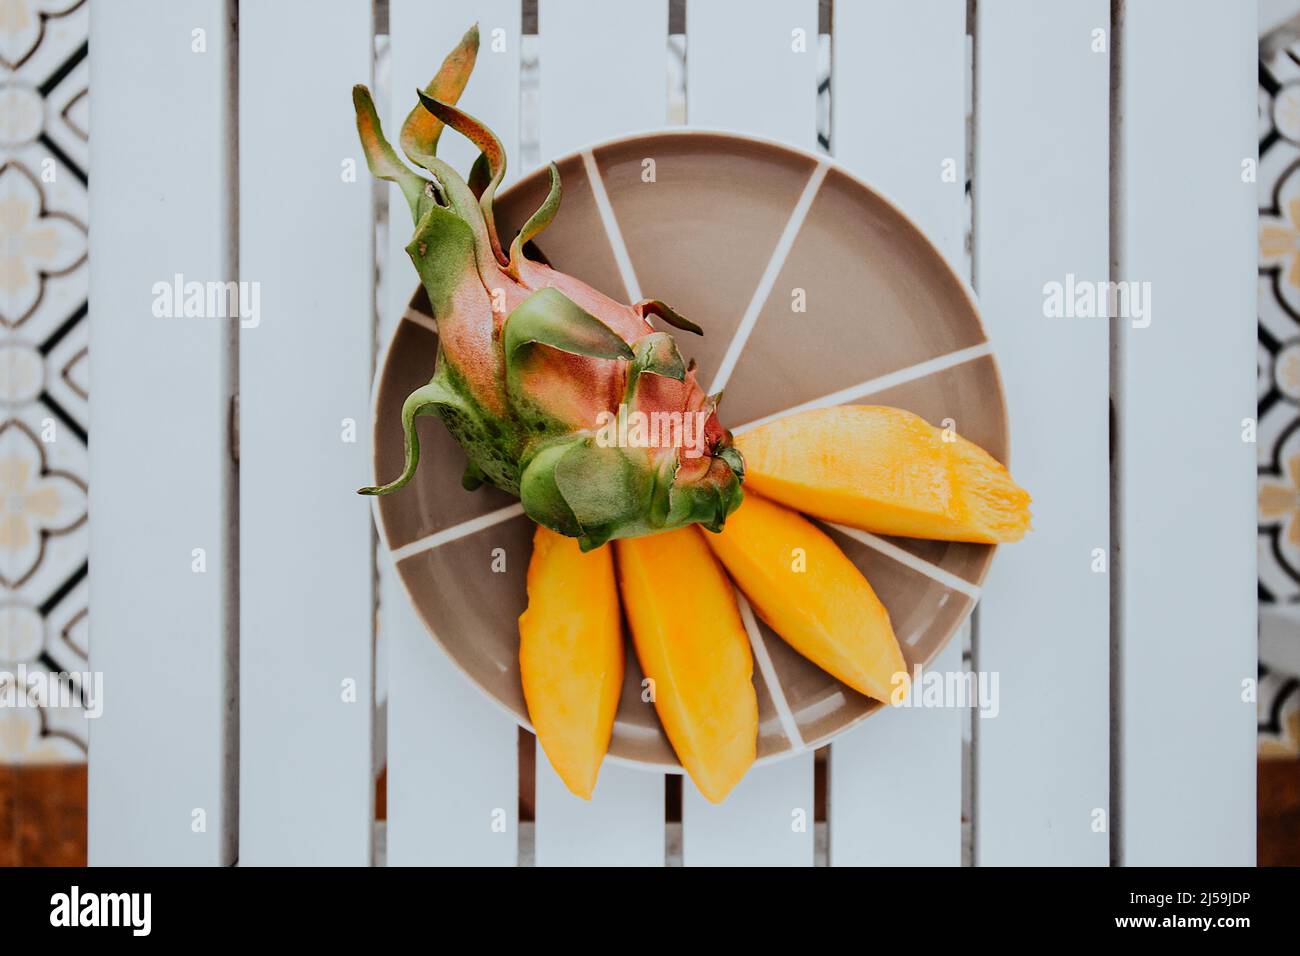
[372, 130, 1007, 770]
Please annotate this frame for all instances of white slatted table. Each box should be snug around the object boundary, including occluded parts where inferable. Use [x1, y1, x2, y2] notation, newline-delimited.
[88, 0, 1257, 867]
[828, 0, 966, 867]
[384, 0, 523, 870]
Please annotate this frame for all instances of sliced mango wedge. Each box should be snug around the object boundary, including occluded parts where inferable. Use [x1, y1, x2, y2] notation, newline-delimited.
[704, 492, 907, 703]
[737, 405, 1031, 543]
[615, 528, 757, 803]
[518, 526, 623, 799]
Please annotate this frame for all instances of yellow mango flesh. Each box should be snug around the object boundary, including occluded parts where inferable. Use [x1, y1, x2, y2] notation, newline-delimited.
[737, 405, 1031, 543]
[518, 526, 623, 800]
[615, 529, 757, 803]
[704, 492, 906, 703]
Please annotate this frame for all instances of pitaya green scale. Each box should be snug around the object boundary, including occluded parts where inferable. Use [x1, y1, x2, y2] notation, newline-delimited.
[354, 26, 744, 551]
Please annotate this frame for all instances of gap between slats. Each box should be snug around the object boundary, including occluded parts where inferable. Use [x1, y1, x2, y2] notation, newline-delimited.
[223, 0, 241, 868]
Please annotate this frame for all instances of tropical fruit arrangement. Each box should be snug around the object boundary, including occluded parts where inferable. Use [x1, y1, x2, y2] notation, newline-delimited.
[355, 27, 1031, 803]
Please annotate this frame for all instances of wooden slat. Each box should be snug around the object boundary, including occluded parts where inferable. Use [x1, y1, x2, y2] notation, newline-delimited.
[386, 598, 520, 865]
[237, 0, 374, 865]
[686, 0, 819, 147]
[534, 759, 664, 867]
[829, 641, 963, 865]
[384, 1, 523, 866]
[832, 0, 965, 267]
[531, 0, 669, 865]
[826, 0, 967, 867]
[87, 0, 235, 866]
[682, 763, 814, 866]
[1116, 0, 1256, 865]
[683, 0, 819, 866]
[539, 0, 668, 157]
[971, 0, 1110, 866]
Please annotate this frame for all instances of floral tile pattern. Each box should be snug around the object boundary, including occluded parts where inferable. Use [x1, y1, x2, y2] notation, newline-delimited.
[1259, 42, 1300, 758]
[0, 0, 88, 762]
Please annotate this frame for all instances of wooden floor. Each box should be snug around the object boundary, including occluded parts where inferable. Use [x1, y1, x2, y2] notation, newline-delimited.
[0, 765, 87, 867]
[1259, 758, 1300, 868]
[3, 760, 1296, 867]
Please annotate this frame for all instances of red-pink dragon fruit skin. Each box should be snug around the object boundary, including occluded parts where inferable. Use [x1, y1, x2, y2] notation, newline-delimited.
[353, 26, 743, 551]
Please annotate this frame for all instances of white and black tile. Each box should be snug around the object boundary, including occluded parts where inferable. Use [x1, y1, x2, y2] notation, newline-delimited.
[1, 0, 88, 761]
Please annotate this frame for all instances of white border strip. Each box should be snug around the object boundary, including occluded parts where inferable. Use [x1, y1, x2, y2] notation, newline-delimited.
[733, 341, 993, 435]
[825, 522, 983, 600]
[736, 589, 805, 750]
[390, 502, 526, 562]
[582, 149, 643, 301]
[708, 161, 829, 395]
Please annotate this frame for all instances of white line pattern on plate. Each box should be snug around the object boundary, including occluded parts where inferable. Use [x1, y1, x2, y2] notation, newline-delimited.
[708, 161, 829, 395]
[390, 502, 526, 561]
[401, 308, 438, 334]
[582, 150, 643, 302]
[736, 589, 806, 750]
[823, 522, 983, 599]
[732, 341, 993, 434]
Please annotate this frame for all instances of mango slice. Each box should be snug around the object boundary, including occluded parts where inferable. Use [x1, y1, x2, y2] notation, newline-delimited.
[737, 405, 1031, 543]
[704, 492, 907, 703]
[615, 528, 757, 803]
[518, 526, 623, 800]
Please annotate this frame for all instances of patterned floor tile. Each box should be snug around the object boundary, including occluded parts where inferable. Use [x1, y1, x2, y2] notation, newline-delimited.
[1, 0, 89, 760]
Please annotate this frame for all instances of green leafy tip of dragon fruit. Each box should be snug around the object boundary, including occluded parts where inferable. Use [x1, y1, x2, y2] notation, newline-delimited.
[352, 24, 744, 551]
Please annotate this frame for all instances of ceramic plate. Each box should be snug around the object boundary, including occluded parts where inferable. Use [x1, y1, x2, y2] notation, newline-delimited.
[373, 130, 1008, 770]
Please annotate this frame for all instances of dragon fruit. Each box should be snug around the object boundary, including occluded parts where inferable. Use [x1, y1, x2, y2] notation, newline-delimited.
[354, 26, 744, 550]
